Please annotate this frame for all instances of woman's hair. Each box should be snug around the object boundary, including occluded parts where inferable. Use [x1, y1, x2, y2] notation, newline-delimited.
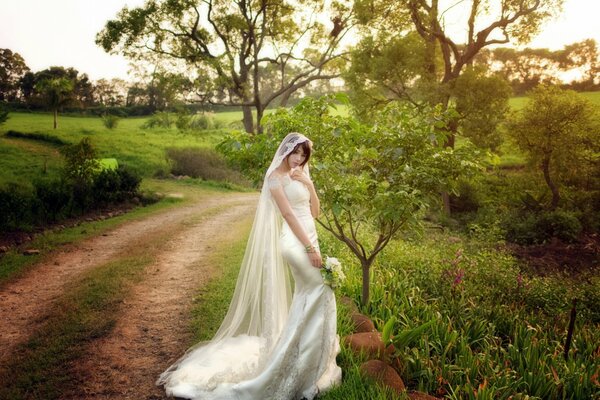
[291, 140, 311, 167]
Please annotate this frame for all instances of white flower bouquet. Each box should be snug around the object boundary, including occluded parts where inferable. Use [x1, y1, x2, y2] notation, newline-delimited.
[321, 256, 345, 289]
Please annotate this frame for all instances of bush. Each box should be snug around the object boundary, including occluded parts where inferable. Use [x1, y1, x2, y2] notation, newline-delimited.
[449, 179, 480, 212]
[0, 104, 9, 125]
[504, 209, 582, 244]
[5, 130, 67, 145]
[101, 114, 120, 129]
[33, 177, 70, 222]
[116, 165, 142, 196]
[92, 165, 141, 205]
[142, 111, 173, 128]
[166, 147, 249, 185]
[0, 183, 38, 230]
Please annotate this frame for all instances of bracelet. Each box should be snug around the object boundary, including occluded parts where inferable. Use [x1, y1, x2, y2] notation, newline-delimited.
[305, 244, 316, 253]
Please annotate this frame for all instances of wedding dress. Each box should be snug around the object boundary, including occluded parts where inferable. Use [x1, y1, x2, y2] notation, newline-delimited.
[157, 133, 341, 399]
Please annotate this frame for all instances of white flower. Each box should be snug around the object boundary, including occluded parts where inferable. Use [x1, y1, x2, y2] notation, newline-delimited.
[322, 256, 345, 289]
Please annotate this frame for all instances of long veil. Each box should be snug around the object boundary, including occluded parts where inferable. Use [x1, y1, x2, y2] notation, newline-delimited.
[157, 133, 312, 394]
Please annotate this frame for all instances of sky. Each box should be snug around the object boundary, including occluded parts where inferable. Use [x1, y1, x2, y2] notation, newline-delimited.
[0, 0, 599, 82]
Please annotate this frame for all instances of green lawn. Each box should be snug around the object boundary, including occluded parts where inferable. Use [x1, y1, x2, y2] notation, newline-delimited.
[0, 113, 229, 185]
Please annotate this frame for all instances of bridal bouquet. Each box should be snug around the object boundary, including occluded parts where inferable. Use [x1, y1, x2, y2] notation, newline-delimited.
[321, 257, 345, 289]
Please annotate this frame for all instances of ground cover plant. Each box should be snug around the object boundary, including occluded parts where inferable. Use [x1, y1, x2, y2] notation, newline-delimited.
[318, 229, 600, 399]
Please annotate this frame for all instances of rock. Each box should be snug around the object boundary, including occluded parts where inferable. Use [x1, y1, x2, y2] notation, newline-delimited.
[360, 359, 405, 394]
[344, 332, 387, 359]
[351, 312, 376, 333]
[0, 246, 8, 253]
[23, 249, 40, 256]
[408, 391, 442, 400]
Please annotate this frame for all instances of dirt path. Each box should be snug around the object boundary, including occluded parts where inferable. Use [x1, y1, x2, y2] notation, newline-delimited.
[0, 192, 257, 374]
[67, 196, 256, 399]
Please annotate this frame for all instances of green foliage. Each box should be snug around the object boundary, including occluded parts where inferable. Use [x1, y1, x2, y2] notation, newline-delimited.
[506, 85, 600, 209]
[320, 230, 600, 398]
[504, 209, 583, 245]
[452, 67, 512, 150]
[221, 95, 480, 304]
[33, 177, 70, 222]
[166, 147, 249, 186]
[0, 103, 9, 125]
[60, 137, 99, 206]
[142, 111, 173, 129]
[34, 77, 74, 128]
[92, 165, 142, 205]
[0, 182, 37, 230]
[101, 114, 119, 129]
[4, 129, 67, 145]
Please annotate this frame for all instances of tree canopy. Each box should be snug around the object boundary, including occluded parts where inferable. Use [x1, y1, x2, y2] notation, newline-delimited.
[97, 0, 354, 133]
[506, 85, 600, 210]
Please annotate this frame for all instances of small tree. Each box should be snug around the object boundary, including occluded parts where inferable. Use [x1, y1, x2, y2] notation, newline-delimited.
[506, 85, 600, 210]
[60, 137, 100, 212]
[35, 77, 74, 129]
[261, 96, 479, 304]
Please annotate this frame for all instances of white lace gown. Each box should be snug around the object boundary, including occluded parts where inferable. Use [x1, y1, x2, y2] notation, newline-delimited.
[159, 175, 342, 399]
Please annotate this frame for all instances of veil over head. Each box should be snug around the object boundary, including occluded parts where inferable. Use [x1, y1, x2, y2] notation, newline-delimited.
[157, 132, 313, 389]
[212, 132, 312, 344]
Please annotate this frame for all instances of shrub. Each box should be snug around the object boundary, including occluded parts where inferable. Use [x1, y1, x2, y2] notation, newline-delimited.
[142, 111, 173, 128]
[0, 104, 9, 125]
[504, 209, 582, 244]
[93, 169, 122, 204]
[116, 165, 142, 196]
[0, 183, 38, 230]
[189, 113, 213, 130]
[33, 177, 70, 222]
[101, 114, 120, 129]
[166, 147, 249, 185]
[5, 130, 67, 145]
[449, 179, 480, 212]
[92, 165, 141, 205]
[60, 138, 99, 212]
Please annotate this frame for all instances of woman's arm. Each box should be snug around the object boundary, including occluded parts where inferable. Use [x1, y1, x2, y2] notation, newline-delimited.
[270, 183, 322, 268]
[290, 169, 320, 218]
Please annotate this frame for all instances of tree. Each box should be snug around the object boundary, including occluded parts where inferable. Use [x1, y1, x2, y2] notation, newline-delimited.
[94, 78, 128, 107]
[354, 0, 563, 146]
[221, 95, 479, 304]
[506, 85, 599, 210]
[0, 48, 30, 101]
[35, 77, 74, 129]
[97, 0, 354, 133]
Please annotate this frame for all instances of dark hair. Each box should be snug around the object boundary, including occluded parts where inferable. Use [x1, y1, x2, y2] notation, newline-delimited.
[291, 141, 311, 167]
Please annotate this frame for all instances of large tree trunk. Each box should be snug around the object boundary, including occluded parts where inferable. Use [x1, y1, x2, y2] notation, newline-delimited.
[542, 157, 560, 209]
[242, 105, 254, 134]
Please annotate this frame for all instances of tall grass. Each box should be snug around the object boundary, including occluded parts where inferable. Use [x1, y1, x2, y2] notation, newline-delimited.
[318, 227, 600, 399]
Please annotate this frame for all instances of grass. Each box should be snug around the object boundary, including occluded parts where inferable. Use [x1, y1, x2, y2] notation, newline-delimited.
[0, 113, 229, 181]
[317, 228, 600, 399]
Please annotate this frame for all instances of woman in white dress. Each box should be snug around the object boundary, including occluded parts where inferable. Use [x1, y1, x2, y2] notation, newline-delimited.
[157, 133, 342, 399]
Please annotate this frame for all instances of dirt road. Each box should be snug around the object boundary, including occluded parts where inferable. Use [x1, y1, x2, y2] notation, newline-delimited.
[0, 191, 258, 398]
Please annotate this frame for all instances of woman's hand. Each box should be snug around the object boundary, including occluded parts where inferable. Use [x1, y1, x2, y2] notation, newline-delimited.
[290, 168, 313, 187]
[308, 251, 322, 268]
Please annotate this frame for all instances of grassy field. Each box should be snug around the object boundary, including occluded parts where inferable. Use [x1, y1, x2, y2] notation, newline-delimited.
[2, 91, 599, 187]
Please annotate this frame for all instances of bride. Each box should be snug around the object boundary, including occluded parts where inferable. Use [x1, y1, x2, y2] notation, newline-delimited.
[157, 133, 342, 399]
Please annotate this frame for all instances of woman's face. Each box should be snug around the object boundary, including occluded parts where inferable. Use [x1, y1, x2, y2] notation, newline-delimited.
[286, 146, 307, 170]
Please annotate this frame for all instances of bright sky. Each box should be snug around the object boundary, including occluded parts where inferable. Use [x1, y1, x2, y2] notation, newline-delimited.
[0, 0, 598, 82]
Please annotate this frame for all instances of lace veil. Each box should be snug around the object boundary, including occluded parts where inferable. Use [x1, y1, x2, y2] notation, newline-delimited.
[157, 132, 312, 387]
[211, 132, 312, 346]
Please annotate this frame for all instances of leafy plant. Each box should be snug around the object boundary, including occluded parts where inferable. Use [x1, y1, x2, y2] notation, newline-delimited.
[101, 114, 119, 129]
